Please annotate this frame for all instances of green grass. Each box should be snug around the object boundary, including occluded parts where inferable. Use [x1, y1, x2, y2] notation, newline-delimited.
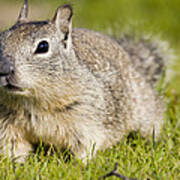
[0, 108, 180, 180]
[0, 0, 180, 179]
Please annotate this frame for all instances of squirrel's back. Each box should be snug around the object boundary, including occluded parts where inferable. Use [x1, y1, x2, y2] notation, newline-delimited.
[72, 28, 171, 88]
[72, 28, 164, 141]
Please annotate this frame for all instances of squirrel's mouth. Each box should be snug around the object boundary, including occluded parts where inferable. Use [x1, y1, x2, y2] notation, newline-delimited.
[5, 83, 22, 91]
[0, 76, 23, 92]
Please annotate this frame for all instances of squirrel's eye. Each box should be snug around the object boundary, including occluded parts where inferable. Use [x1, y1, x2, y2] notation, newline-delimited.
[35, 41, 49, 54]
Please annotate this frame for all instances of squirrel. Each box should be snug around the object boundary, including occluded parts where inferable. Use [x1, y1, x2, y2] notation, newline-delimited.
[0, 0, 171, 162]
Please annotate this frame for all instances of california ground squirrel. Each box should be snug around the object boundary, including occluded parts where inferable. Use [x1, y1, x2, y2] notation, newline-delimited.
[0, 0, 170, 162]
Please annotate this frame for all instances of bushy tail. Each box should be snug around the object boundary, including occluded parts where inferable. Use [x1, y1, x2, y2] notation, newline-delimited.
[117, 35, 175, 88]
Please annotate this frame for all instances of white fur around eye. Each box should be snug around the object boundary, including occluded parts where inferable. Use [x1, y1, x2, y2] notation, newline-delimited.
[33, 38, 52, 57]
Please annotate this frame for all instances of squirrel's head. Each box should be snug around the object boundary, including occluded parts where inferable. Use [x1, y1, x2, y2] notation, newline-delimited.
[0, 0, 76, 103]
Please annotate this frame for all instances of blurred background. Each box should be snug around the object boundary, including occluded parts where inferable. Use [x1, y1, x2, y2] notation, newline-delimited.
[0, 0, 180, 91]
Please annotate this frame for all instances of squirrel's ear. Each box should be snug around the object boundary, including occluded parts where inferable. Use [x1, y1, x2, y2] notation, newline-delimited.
[17, 0, 29, 23]
[52, 4, 73, 48]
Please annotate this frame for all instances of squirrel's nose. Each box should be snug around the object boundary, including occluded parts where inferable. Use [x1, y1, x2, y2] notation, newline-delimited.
[0, 59, 14, 76]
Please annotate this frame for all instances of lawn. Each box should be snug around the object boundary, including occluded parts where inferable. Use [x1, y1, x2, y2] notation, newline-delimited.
[0, 0, 180, 179]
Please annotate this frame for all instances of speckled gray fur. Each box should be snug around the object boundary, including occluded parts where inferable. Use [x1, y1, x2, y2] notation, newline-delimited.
[0, 1, 169, 162]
